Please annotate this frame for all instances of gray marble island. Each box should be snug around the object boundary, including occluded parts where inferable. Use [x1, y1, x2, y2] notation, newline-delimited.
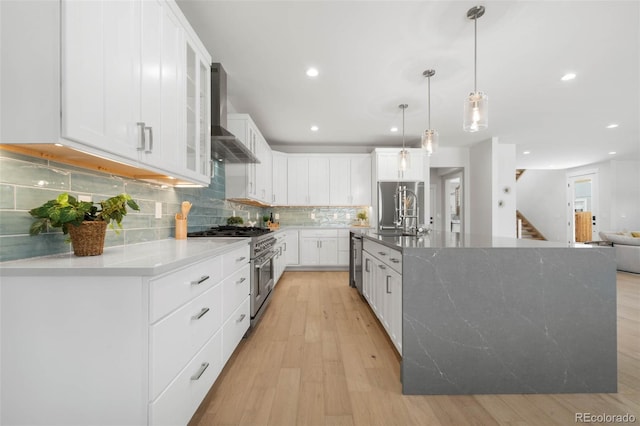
[364, 232, 618, 395]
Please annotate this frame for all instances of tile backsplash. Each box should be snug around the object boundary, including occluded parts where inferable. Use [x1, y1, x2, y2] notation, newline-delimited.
[270, 206, 370, 227]
[0, 150, 372, 262]
[0, 150, 262, 262]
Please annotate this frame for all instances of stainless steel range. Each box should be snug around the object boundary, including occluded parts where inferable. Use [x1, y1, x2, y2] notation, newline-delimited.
[188, 226, 276, 328]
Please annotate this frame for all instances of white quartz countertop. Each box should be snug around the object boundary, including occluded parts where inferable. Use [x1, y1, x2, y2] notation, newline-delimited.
[366, 231, 594, 250]
[0, 238, 250, 277]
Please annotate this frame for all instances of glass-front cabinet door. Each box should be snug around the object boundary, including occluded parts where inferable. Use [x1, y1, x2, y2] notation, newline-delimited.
[184, 39, 211, 183]
[198, 57, 210, 178]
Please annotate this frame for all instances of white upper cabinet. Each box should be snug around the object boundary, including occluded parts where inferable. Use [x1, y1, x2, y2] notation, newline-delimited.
[375, 148, 426, 182]
[183, 28, 212, 181]
[1, 0, 211, 185]
[287, 156, 330, 206]
[271, 151, 288, 205]
[226, 114, 272, 204]
[139, 0, 181, 172]
[329, 155, 371, 206]
[61, 0, 141, 159]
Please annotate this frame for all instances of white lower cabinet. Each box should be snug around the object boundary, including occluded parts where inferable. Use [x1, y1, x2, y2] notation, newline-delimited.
[337, 229, 350, 266]
[362, 239, 402, 354]
[150, 329, 223, 426]
[223, 296, 251, 363]
[299, 229, 338, 265]
[0, 243, 250, 426]
[285, 230, 299, 266]
[273, 231, 287, 285]
[150, 282, 224, 399]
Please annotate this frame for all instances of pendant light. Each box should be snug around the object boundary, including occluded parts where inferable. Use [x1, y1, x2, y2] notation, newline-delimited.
[397, 104, 410, 172]
[463, 5, 488, 133]
[422, 69, 438, 156]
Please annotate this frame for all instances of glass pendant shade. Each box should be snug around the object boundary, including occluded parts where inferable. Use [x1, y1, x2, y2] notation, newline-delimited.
[421, 129, 439, 156]
[398, 148, 411, 172]
[463, 91, 488, 132]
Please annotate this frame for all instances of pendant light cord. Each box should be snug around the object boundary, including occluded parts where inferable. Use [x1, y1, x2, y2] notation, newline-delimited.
[402, 106, 406, 149]
[427, 76, 431, 129]
[474, 14, 478, 93]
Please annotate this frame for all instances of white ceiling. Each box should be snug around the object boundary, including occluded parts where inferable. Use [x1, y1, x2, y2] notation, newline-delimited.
[176, 0, 640, 169]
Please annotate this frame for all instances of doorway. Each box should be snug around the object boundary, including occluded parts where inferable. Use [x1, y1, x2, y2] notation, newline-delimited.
[567, 170, 599, 243]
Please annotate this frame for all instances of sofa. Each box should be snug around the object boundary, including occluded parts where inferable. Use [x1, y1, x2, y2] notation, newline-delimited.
[599, 231, 640, 274]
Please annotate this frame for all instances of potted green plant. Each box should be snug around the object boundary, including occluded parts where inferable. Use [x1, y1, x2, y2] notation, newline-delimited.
[356, 210, 369, 226]
[28, 192, 140, 256]
[226, 216, 244, 225]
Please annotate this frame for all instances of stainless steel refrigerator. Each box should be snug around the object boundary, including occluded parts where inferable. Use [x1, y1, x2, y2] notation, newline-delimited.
[378, 181, 425, 231]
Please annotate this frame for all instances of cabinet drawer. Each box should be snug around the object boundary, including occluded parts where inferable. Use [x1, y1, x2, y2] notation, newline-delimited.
[222, 245, 250, 276]
[299, 229, 338, 238]
[223, 296, 250, 363]
[150, 284, 223, 399]
[222, 264, 250, 319]
[364, 240, 402, 273]
[150, 256, 223, 322]
[149, 329, 223, 426]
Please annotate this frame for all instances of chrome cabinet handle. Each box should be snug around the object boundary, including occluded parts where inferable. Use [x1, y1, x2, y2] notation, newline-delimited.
[236, 256, 246, 262]
[386, 276, 391, 294]
[190, 362, 209, 380]
[378, 264, 387, 270]
[236, 277, 246, 285]
[192, 307, 210, 320]
[237, 314, 246, 323]
[191, 275, 210, 285]
[365, 258, 370, 272]
[378, 251, 387, 256]
[390, 258, 400, 263]
[283, 242, 287, 252]
[145, 126, 153, 153]
[136, 122, 146, 151]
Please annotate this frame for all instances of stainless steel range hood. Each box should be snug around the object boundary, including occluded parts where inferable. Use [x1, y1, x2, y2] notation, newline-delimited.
[211, 63, 260, 163]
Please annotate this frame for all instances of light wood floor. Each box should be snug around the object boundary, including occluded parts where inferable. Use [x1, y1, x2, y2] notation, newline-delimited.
[190, 271, 640, 426]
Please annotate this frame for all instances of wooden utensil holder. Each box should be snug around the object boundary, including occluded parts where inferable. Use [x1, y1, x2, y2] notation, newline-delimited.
[175, 218, 187, 240]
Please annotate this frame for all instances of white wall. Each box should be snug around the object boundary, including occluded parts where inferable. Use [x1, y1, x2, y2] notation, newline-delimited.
[493, 143, 516, 238]
[516, 170, 567, 242]
[468, 139, 516, 238]
[610, 160, 640, 231]
[567, 160, 640, 233]
[517, 159, 640, 243]
[429, 147, 471, 234]
[469, 140, 493, 235]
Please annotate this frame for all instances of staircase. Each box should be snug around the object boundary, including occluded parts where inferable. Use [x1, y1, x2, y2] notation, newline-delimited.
[515, 169, 526, 181]
[516, 210, 546, 240]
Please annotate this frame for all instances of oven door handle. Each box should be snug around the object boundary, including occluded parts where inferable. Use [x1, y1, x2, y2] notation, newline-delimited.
[255, 253, 274, 269]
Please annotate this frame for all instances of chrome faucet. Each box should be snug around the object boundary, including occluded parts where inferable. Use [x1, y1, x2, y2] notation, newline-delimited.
[394, 185, 419, 235]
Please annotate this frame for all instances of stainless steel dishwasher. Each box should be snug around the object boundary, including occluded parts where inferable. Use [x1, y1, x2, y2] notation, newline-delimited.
[349, 231, 363, 295]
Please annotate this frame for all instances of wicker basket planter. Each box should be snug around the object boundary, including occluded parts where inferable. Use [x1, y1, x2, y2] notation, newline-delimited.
[67, 221, 108, 256]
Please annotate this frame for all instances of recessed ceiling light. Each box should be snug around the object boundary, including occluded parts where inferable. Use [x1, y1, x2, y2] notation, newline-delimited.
[306, 68, 319, 77]
[606, 123, 619, 129]
[608, 151, 617, 155]
[390, 127, 398, 132]
[310, 125, 319, 132]
[561, 73, 576, 81]
[523, 150, 531, 155]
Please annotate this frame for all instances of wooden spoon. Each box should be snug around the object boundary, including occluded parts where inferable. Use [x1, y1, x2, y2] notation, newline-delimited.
[181, 201, 192, 219]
